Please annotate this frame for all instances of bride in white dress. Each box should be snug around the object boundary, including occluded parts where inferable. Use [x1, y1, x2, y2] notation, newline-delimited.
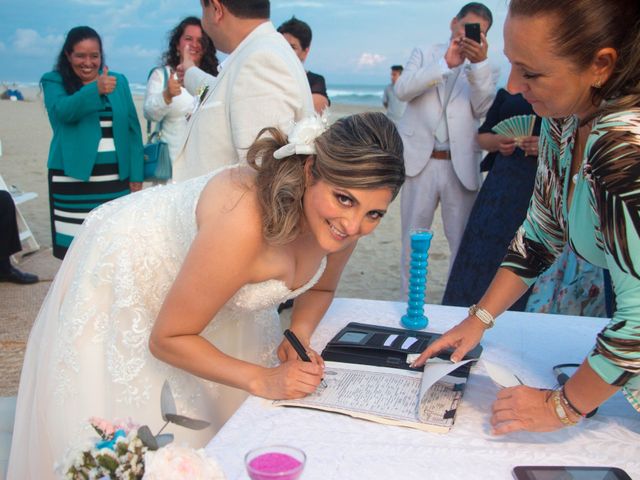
[7, 112, 405, 479]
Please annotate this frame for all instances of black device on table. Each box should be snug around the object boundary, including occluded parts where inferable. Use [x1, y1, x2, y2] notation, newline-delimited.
[464, 22, 482, 43]
[321, 322, 482, 374]
[512, 466, 632, 480]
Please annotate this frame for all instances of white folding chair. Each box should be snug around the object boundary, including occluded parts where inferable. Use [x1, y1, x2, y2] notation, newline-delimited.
[0, 140, 40, 258]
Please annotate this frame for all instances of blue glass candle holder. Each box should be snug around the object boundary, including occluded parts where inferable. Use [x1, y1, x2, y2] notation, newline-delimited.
[401, 229, 433, 330]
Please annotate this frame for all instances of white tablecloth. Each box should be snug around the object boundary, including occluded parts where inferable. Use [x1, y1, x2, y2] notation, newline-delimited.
[205, 299, 640, 479]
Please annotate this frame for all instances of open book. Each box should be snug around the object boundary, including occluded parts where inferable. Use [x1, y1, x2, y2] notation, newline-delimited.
[274, 358, 477, 433]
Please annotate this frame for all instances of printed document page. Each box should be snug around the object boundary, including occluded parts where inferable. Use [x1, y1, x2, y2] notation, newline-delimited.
[274, 360, 476, 431]
[294, 362, 422, 422]
[417, 359, 475, 425]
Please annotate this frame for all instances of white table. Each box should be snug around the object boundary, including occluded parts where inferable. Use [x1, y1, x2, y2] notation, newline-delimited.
[205, 299, 640, 479]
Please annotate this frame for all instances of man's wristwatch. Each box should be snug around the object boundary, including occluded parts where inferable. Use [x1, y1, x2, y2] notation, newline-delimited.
[468, 304, 495, 329]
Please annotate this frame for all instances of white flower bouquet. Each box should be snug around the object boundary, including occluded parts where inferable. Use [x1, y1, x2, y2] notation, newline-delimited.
[60, 381, 224, 479]
[63, 418, 148, 479]
[144, 444, 225, 480]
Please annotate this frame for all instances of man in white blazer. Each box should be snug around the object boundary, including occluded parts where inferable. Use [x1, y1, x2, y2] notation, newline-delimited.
[395, 2, 497, 294]
[173, 0, 313, 182]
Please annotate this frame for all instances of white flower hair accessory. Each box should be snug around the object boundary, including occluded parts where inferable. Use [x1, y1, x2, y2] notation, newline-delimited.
[273, 110, 330, 160]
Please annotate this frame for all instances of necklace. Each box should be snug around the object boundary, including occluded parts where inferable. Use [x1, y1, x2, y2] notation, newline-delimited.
[571, 120, 593, 185]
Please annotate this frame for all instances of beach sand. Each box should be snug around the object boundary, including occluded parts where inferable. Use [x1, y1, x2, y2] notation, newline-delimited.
[0, 89, 451, 395]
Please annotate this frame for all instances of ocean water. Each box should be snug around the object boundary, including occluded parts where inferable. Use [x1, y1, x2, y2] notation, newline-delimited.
[6, 80, 386, 108]
[130, 82, 386, 107]
[327, 84, 385, 107]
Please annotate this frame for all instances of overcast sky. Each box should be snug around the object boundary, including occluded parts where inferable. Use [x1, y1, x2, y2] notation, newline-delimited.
[0, 0, 512, 86]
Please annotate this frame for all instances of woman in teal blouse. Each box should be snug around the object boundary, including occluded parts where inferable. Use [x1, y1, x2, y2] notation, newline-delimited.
[42, 26, 143, 259]
[414, 0, 640, 433]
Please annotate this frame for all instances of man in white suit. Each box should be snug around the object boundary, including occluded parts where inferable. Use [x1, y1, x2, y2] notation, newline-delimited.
[395, 2, 497, 294]
[173, 0, 313, 182]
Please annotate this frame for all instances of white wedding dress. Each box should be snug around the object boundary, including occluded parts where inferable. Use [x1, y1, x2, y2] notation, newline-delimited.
[7, 168, 326, 479]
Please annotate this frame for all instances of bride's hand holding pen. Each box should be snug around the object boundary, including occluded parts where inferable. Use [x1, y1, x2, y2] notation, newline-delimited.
[251, 360, 324, 400]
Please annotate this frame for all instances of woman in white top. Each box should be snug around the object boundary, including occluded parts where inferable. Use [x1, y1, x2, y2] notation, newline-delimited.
[143, 17, 219, 178]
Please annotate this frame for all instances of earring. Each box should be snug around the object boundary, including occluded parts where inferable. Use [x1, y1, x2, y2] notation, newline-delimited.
[593, 79, 602, 89]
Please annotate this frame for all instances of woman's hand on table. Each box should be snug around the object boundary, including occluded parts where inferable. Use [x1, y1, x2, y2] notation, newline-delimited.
[411, 316, 487, 367]
[491, 386, 566, 435]
[251, 360, 323, 400]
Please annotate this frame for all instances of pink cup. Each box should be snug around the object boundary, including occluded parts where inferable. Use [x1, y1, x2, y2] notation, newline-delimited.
[245, 445, 306, 480]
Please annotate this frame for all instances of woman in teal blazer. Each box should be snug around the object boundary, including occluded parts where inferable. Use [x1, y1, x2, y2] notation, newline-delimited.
[42, 26, 143, 259]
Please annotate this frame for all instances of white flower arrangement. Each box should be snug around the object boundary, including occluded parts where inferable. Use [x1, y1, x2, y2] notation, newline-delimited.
[59, 382, 224, 479]
[61, 420, 151, 480]
[273, 110, 330, 159]
[144, 444, 226, 480]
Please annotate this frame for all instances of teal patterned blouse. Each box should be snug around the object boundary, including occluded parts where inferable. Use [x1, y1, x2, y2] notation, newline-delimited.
[501, 109, 640, 412]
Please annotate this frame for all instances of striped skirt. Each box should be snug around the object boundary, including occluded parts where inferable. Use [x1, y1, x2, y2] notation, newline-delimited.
[48, 112, 130, 259]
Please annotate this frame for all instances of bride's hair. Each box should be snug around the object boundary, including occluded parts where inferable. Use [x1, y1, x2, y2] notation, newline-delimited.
[246, 112, 405, 245]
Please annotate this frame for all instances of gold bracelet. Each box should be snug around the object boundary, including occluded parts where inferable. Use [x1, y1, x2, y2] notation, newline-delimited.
[560, 386, 586, 418]
[469, 304, 495, 328]
[551, 390, 579, 426]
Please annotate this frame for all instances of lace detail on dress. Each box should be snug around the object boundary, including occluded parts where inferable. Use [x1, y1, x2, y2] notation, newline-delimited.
[50, 171, 327, 415]
[52, 175, 206, 406]
[229, 257, 327, 311]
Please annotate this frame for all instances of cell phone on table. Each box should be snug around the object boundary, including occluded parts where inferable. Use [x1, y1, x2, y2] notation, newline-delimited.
[464, 22, 482, 43]
[513, 466, 632, 480]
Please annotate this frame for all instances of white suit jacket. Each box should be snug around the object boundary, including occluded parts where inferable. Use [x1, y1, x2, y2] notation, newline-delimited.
[395, 44, 497, 190]
[173, 22, 313, 182]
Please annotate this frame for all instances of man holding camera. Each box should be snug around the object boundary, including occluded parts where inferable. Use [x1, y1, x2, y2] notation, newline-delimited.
[395, 2, 497, 294]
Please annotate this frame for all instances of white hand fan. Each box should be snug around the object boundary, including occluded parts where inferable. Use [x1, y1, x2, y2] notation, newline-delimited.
[492, 114, 536, 146]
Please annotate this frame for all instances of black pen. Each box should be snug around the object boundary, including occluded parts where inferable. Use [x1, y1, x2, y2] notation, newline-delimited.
[552, 365, 571, 386]
[284, 329, 327, 388]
